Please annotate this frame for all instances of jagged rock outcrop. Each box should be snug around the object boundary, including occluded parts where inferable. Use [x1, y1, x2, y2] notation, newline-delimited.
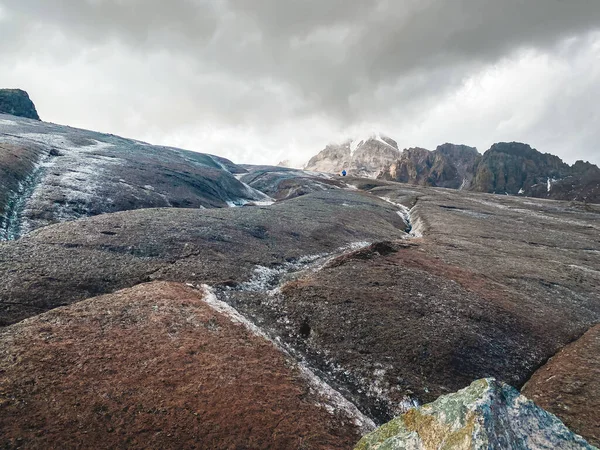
[522, 324, 600, 447]
[0, 282, 367, 449]
[0, 89, 40, 120]
[472, 142, 571, 194]
[0, 113, 269, 239]
[526, 159, 600, 203]
[380, 144, 480, 189]
[305, 135, 401, 178]
[355, 378, 596, 450]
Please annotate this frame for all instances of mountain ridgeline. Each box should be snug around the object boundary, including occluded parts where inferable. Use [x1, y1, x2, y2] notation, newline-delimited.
[309, 137, 600, 203]
[382, 142, 600, 203]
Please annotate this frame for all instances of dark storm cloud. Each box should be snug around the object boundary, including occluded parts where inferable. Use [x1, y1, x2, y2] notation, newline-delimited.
[1, 0, 599, 164]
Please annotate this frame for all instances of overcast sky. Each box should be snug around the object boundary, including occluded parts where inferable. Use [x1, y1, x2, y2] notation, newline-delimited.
[1, 0, 599, 166]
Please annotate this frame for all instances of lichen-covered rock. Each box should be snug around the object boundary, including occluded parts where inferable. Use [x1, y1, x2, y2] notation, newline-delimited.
[355, 378, 596, 450]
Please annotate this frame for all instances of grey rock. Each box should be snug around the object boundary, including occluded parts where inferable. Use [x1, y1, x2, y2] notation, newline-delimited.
[355, 378, 596, 450]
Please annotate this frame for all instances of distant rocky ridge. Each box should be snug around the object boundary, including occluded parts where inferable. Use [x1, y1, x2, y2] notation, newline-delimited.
[382, 144, 480, 190]
[305, 134, 401, 178]
[309, 137, 600, 203]
[0, 89, 40, 120]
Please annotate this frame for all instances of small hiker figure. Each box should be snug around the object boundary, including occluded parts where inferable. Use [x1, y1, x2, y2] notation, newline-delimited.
[341, 169, 347, 177]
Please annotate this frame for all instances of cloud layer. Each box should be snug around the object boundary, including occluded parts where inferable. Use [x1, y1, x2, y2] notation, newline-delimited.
[1, 0, 599, 165]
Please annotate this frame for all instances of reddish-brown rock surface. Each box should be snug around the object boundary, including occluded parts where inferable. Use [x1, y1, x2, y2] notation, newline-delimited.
[0, 282, 363, 449]
[522, 324, 600, 447]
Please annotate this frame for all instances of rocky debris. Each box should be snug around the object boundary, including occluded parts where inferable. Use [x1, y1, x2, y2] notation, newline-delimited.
[0, 114, 268, 238]
[0, 89, 40, 120]
[0, 281, 364, 449]
[0, 190, 409, 326]
[380, 144, 480, 189]
[355, 378, 595, 450]
[305, 135, 400, 178]
[240, 165, 347, 200]
[522, 324, 600, 447]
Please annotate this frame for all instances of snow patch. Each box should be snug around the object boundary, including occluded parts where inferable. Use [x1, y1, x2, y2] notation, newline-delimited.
[0, 119, 18, 126]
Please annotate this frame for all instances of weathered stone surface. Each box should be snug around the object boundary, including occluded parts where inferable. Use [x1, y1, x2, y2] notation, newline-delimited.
[0, 89, 40, 120]
[0, 114, 267, 238]
[306, 135, 400, 178]
[355, 378, 596, 450]
[0, 190, 409, 326]
[0, 281, 365, 449]
[522, 324, 600, 447]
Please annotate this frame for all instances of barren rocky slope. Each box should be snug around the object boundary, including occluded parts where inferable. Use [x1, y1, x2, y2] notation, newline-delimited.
[0, 282, 368, 449]
[0, 190, 409, 326]
[1, 170, 598, 445]
[239, 165, 347, 200]
[0, 113, 268, 239]
[523, 324, 600, 447]
[0, 117, 598, 448]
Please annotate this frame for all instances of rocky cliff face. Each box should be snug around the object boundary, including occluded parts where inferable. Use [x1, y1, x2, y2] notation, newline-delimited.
[0, 89, 40, 120]
[355, 378, 595, 450]
[472, 142, 571, 194]
[380, 144, 480, 189]
[377, 141, 600, 203]
[305, 135, 401, 178]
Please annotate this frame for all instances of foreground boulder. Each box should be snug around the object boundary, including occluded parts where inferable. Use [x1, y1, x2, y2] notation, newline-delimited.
[522, 324, 600, 447]
[355, 378, 596, 450]
[0, 89, 40, 120]
[0, 282, 369, 449]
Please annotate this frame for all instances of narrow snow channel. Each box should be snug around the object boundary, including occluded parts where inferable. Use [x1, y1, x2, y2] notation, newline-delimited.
[379, 197, 423, 238]
[199, 284, 376, 433]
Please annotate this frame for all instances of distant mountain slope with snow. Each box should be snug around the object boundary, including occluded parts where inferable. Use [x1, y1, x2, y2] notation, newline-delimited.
[307, 136, 600, 203]
[0, 113, 269, 239]
[305, 134, 401, 178]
